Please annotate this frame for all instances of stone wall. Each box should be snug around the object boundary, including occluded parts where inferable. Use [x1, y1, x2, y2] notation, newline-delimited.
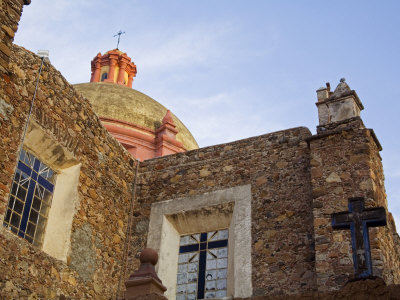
[132, 127, 317, 297]
[0, 45, 136, 299]
[309, 117, 400, 291]
[237, 277, 400, 300]
[0, 0, 29, 74]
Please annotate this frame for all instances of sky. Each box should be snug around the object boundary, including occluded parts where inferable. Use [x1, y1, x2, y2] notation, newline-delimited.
[14, 1, 400, 226]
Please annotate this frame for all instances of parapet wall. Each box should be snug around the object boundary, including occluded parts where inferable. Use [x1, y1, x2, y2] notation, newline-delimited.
[133, 127, 316, 296]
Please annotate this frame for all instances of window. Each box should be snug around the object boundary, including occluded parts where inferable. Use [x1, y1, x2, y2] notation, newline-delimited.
[3, 149, 55, 246]
[177, 230, 229, 299]
[147, 185, 253, 299]
[101, 72, 108, 81]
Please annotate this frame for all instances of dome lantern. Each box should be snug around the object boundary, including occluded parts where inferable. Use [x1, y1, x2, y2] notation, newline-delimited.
[90, 49, 137, 88]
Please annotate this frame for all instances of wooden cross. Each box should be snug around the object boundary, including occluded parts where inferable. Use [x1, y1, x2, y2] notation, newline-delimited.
[332, 197, 386, 278]
[113, 30, 125, 49]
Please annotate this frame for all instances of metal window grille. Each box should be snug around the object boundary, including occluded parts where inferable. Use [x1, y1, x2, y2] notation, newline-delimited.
[3, 149, 55, 246]
[177, 229, 229, 299]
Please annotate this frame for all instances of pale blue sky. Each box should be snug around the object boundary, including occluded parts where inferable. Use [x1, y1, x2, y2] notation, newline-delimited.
[15, 1, 400, 226]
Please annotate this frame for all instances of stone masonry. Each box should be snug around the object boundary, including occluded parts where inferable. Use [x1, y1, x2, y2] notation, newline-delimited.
[128, 82, 400, 298]
[309, 118, 400, 290]
[133, 127, 317, 296]
[0, 44, 136, 299]
[0, 0, 30, 74]
[1, 1, 400, 299]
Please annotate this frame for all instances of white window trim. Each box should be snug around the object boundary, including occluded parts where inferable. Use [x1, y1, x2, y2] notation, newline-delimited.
[0, 119, 81, 261]
[147, 185, 252, 299]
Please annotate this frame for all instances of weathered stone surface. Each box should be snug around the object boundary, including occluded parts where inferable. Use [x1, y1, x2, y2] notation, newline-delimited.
[69, 224, 96, 282]
[0, 45, 136, 299]
[1, 3, 399, 298]
[309, 118, 400, 291]
[235, 277, 400, 299]
[0, 98, 13, 120]
[326, 172, 341, 183]
[132, 127, 317, 296]
[0, 0, 27, 73]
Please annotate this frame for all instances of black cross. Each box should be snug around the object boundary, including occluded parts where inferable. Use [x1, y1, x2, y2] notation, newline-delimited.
[332, 197, 386, 278]
[113, 30, 125, 49]
[179, 232, 228, 299]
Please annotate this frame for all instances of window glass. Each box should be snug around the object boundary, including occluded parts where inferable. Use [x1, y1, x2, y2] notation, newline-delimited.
[101, 72, 108, 81]
[3, 149, 56, 246]
[176, 229, 228, 299]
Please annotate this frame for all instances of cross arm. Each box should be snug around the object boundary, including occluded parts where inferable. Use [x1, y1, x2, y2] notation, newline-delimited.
[332, 211, 352, 229]
[362, 207, 387, 227]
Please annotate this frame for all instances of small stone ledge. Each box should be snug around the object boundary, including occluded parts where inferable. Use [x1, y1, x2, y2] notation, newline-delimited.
[126, 293, 167, 300]
[368, 128, 382, 151]
[315, 116, 364, 134]
[307, 117, 383, 155]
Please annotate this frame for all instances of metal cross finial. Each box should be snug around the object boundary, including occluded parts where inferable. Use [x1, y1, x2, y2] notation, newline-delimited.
[114, 30, 126, 49]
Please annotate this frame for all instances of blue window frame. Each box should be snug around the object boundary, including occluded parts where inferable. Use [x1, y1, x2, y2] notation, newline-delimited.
[176, 229, 228, 299]
[3, 149, 55, 246]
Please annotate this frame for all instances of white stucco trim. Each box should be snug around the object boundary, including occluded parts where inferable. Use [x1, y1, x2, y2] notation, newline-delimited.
[147, 185, 252, 299]
[42, 163, 80, 261]
[23, 120, 80, 261]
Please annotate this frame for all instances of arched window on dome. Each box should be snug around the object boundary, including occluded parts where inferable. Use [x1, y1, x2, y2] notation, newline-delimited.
[101, 72, 108, 81]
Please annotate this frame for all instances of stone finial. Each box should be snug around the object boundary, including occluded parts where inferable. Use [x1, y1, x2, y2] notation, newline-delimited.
[316, 82, 332, 102]
[140, 248, 158, 267]
[124, 248, 167, 300]
[155, 109, 185, 156]
[330, 78, 352, 100]
[162, 110, 175, 126]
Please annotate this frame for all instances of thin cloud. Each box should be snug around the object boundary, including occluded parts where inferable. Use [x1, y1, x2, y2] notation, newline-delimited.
[135, 22, 235, 72]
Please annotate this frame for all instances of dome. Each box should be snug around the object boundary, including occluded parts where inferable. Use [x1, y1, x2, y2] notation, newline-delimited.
[73, 82, 199, 151]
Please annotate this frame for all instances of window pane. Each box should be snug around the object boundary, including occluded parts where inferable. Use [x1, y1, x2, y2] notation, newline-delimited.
[26, 222, 36, 238]
[14, 170, 21, 182]
[4, 209, 12, 223]
[10, 213, 20, 228]
[7, 196, 15, 209]
[43, 189, 53, 204]
[40, 203, 50, 217]
[19, 172, 30, 188]
[32, 197, 41, 210]
[14, 199, 24, 214]
[11, 182, 17, 196]
[29, 210, 39, 223]
[16, 186, 27, 201]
